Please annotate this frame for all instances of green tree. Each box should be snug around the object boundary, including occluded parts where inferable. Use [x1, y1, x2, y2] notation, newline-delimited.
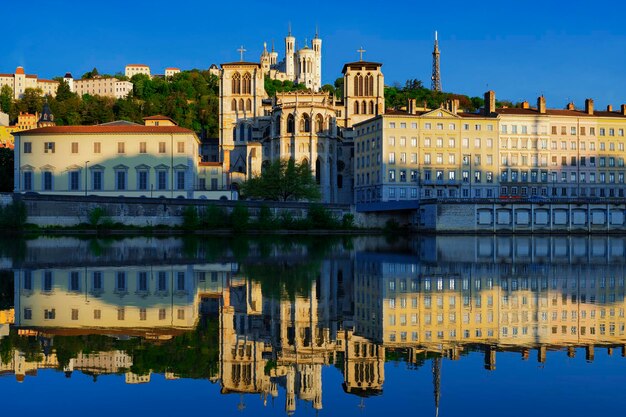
[333, 77, 344, 99]
[0, 85, 13, 115]
[15, 88, 44, 114]
[0, 148, 13, 192]
[241, 159, 321, 202]
[55, 80, 74, 102]
[81, 67, 99, 79]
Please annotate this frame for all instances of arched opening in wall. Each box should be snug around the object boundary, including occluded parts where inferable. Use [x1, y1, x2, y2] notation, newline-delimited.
[275, 115, 281, 135]
[232, 126, 237, 141]
[246, 98, 252, 111]
[239, 99, 244, 112]
[231, 182, 240, 191]
[231, 99, 237, 111]
[301, 113, 311, 132]
[354, 101, 359, 115]
[232, 72, 241, 94]
[362, 100, 367, 114]
[247, 125, 252, 141]
[302, 158, 309, 167]
[315, 114, 324, 133]
[287, 114, 295, 133]
[337, 174, 343, 189]
[326, 115, 332, 133]
[369, 101, 375, 115]
[315, 158, 321, 184]
[239, 124, 245, 142]
[366, 73, 374, 96]
[242, 73, 252, 94]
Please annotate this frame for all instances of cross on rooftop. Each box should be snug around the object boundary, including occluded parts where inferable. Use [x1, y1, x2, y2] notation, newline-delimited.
[357, 47, 366, 61]
[237, 45, 247, 61]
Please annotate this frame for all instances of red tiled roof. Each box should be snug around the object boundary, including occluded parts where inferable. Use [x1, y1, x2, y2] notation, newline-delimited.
[496, 107, 626, 118]
[0, 73, 13, 77]
[142, 115, 176, 121]
[220, 62, 261, 67]
[15, 124, 196, 135]
[15, 66, 24, 75]
[199, 161, 222, 167]
[342, 61, 383, 73]
[38, 79, 57, 83]
[25, 74, 37, 79]
[126, 64, 149, 67]
[165, 67, 180, 71]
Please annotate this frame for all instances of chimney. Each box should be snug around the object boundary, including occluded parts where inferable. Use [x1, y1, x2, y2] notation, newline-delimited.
[452, 99, 460, 114]
[621, 104, 626, 116]
[407, 98, 416, 114]
[585, 98, 594, 115]
[566, 102, 575, 110]
[484, 90, 496, 115]
[537, 96, 546, 114]
[607, 104, 613, 112]
[521, 101, 530, 109]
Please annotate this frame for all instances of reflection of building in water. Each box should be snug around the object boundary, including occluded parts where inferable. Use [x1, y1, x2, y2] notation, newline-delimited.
[218, 258, 359, 412]
[355, 236, 626, 367]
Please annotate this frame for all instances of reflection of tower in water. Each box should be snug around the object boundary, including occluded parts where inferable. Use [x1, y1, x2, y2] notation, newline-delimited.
[432, 356, 441, 417]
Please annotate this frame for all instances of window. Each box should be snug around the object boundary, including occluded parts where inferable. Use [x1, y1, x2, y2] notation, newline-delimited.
[159, 142, 166, 153]
[117, 142, 125, 153]
[157, 170, 167, 190]
[94, 142, 101, 153]
[116, 272, 126, 292]
[388, 169, 396, 182]
[411, 137, 417, 147]
[139, 142, 147, 153]
[24, 308, 32, 320]
[116, 170, 126, 190]
[44, 142, 55, 153]
[158, 271, 167, 291]
[176, 171, 185, 190]
[92, 171, 102, 191]
[93, 272, 102, 291]
[71, 309, 79, 320]
[43, 171, 53, 191]
[44, 309, 56, 320]
[69, 171, 80, 191]
[23, 171, 32, 191]
[71, 142, 79, 153]
[177, 142, 185, 153]
[177, 272, 185, 291]
[23, 142, 32, 153]
[138, 171, 148, 190]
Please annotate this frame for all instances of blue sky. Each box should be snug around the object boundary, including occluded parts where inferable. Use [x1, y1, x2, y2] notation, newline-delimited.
[5, 0, 626, 108]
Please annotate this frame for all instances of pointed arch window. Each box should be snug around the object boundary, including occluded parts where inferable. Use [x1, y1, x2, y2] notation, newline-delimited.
[369, 100, 375, 115]
[315, 114, 324, 133]
[242, 73, 252, 95]
[354, 101, 359, 115]
[246, 98, 252, 111]
[232, 72, 241, 94]
[365, 73, 374, 96]
[231, 99, 237, 111]
[300, 113, 311, 132]
[362, 100, 367, 114]
[239, 99, 244, 112]
[287, 114, 295, 134]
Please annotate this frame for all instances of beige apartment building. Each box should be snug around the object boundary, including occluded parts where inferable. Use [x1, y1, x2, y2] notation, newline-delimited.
[73, 76, 133, 99]
[0, 66, 58, 99]
[354, 99, 499, 204]
[354, 92, 626, 205]
[125, 64, 151, 79]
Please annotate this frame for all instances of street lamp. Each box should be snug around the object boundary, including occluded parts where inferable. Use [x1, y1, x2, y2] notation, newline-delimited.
[84, 160, 90, 196]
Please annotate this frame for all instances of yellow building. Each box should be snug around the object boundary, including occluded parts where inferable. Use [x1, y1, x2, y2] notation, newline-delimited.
[0, 66, 58, 99]
[13, 121, 202, 198]
[165, 67, 181, 78]
[354, 99, 498, 204]
[73, 76, 133, 99]
[125, 64, 151, 79]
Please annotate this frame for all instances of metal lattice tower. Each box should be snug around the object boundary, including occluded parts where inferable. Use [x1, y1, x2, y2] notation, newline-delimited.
[431, 31, 442, 92]
[432, 356, 441, 417]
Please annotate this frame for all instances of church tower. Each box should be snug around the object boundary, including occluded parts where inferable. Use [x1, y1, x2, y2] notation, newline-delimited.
[269, 41, 278, 67]
[311, 31, 322, 92]
[285, 27, 296, 79]
[260, 42, 271, 74]
[342, 57, 385, 127]
[37, 101, 55, 128]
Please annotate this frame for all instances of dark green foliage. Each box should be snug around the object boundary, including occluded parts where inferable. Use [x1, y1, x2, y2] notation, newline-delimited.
[87, 206, 112, 229]
[241, 159, 321, 202]
[182, 206, 200, 230]
[306, 204, 341, 229]
[0, 85, 12, 114]
[230, 203, 250, 232]
[0, 148, 13, 192]
[201, 204, 227, 229]
[384, 78, 485, 113]
[0, 271, 13, 310]
[256, 205, 277, 230]
[264, 77, 308, 97]
[0, 201, 27, 230]
[342, 213, 355, 229]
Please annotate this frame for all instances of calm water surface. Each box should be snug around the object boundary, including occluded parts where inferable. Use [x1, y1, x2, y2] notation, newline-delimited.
[0, 235, 625, 416]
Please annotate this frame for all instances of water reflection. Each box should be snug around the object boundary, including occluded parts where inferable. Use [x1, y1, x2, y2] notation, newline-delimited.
[1, 235, 626, 414]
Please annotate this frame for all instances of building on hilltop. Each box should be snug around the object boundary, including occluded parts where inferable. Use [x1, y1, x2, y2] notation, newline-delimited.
[0, 66, 59, 99]
[125, 64, 151, 79]
[69, 75, 133, 99]
[260, 28, 322, 92]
